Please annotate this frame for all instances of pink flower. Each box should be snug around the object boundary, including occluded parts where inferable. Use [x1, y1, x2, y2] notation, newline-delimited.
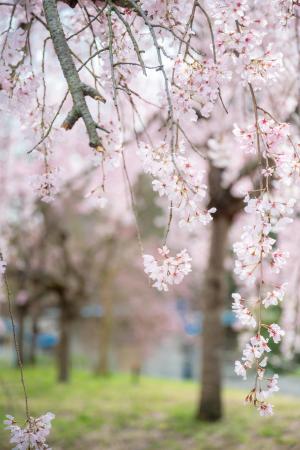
[257, 402, 274, 417]
[4, 412, 55, 449]
[242, 335, 271, 368]
[233, 123, 256, 154]
[271, 250, 289, 273]
[235, 360, 247, 380]
[31, 170, 61, 203]
[268, 324, 285, 344]
[262, 284, 287, 308]
[250, 335, 271, 356]
[143, 247, 192, 291]
[240, 46, 283, 87]
[232, 293, 256, 328]
[137, 142, 212, 231]
[267, 374, 279, 393]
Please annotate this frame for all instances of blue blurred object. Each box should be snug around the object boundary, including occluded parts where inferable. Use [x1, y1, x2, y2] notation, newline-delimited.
[80, 304, 103, 318]
[37, 333, 58, 349]
[176, 298, 202, 336]
[176, 298, 187, 314]
[176, 298, 237, 336]
[184, 321, 201, 336]
[222, 310, 236, 326]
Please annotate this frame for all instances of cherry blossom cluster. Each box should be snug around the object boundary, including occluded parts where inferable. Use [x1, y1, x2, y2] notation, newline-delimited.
[4, 413, 55, 450]
[143, 246, 192, 291]
[30, 171, 61, 204]
[225, 0, 300, 412]
[232, 293, 256, 329]
[140, 0, 189, 24]
[233, 118, 290, 156]
[234, 117, 300, 190]
[207, 0, 285, 89]
[239, 45, 283, 87]
[0, 25, 40, 119]
[234, 332, 283, 417]
[233, 195, 295, 284]
[231, 114, 299, 414]
[172, 56, 231, 120]
[232, 192, 295, 414]
[137, 141, 216, 230]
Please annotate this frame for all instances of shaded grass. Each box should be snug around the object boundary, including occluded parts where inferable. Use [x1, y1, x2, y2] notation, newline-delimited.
[0, 365, 300, 449]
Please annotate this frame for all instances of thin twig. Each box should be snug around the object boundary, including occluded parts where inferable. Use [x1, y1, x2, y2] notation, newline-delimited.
[3, 271, 30, 421]
[110, 3, 147, 76]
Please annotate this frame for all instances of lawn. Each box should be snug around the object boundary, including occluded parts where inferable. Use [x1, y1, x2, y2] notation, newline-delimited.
[0, 366, 300, 449]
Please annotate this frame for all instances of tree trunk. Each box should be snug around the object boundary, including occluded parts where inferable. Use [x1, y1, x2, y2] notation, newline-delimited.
[96, 279, 113, 376]
[131, 362, 141, 384]
[196, 214, 231, 422]
[57, 309, 71, 383]
[29, 315, 38, 365]
[17, 311, 25, 366]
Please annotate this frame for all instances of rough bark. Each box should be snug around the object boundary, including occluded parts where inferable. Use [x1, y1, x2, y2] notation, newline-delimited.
[196, 214, 231, 422]
[43, 0, 105, 150]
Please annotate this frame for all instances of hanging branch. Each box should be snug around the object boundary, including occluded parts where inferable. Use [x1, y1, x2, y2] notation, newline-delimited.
[43, 0, 106, 151]
[109, 2, 147, 76]
[3, 271, 30, 421]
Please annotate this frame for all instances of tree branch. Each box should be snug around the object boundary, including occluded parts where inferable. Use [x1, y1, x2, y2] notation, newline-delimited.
[207, 158, 261, 220]
[43, 0, 105, 151]
[59, 0, 135, 8]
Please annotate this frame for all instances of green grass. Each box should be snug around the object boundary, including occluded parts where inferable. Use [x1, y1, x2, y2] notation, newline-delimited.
[0, 366, 300, 449]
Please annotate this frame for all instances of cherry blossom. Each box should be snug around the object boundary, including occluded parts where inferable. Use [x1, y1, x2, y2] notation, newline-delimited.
[271, 250, 289, 273]
[257, 402, 274, 417]
[248, 335, 271, 360]
[234, 360, 247, 380]
[232, 293, 256, 328]
[262, 284, 287, 308]
[143, 246, 192, 291]
[172, 56, 231, 119]
[30, 171, 61, 204]
[239, 45, 283, 87]
[137, 142, 216, 230]
[267, 374, 280, 394]
[267, 323, 285, 344]
[4, 413, 55, 450]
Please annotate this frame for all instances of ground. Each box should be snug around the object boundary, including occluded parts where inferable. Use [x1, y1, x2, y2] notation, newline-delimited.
[0, 366, 300, 449]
